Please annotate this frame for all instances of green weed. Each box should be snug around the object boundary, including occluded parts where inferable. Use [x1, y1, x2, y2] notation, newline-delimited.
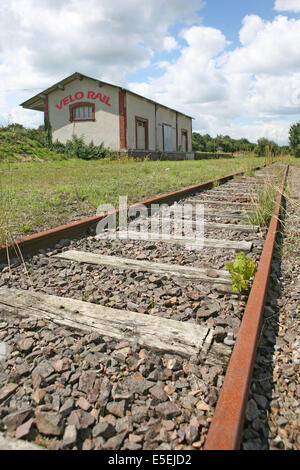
[244, 180, 278, 227]
[226, 253, 257, 293]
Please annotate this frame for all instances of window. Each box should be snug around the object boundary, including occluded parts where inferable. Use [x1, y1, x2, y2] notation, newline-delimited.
[69, 102, 95, 122]
[73, 105, 91, 119]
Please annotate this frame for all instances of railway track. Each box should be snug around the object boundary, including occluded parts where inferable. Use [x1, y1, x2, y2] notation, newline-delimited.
[0, 163, 288, 450]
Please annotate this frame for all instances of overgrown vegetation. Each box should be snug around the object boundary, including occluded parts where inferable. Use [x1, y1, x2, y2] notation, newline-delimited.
[0, 151, 265, 244]
[244, 180, 278, 227]
[51, 135, 111, 160]
[254, 137, 287, 158]
[0, 125, 66, 162]
[0, 123, 290, 245]
[0, 124, 113, 162]
[226, 253, 257, 293]
[192, 132, 289, 156]
[2, 124, 290, 163]
[192, 132, 256, 153]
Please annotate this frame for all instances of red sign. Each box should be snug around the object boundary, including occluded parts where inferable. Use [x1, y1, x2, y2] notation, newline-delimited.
[56, 91, 111, 110]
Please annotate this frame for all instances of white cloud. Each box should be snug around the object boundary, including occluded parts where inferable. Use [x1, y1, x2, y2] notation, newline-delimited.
[226, 15, 300, 75]
[0, 93, 44, 129]
[0, 0, 203, 86]
[274, 0, 300, 12]
[194, 119, 292, 145]
[181, 25, 228, 57]
[0, 1, 299, 144]
[163, 36, 179, 52]
[239, 15, 265, 45]
[129, 15, 300, 144]
[130, 25, 229, 107]
[0, 0, 203, 125]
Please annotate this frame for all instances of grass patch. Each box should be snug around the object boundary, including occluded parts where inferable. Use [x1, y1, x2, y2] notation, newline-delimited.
[0, 129, 66, 162]
[0, 151, 268, 245]
[245, 168, 255, 177]
[244, 166, 286, 227]
[244, 181, 278, 227]
[289, 156, 300, 167]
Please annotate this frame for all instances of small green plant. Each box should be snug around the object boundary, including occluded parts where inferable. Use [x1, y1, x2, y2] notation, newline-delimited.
[27, 264, 34, 275]
[226, 253, 257, 293]
[19, 222, 34, 234]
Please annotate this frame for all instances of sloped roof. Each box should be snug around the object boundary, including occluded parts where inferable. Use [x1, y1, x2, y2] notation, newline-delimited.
[20, 72, 194, 119]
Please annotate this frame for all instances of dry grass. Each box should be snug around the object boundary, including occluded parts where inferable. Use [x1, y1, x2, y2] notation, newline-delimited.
[244, 165, 286, 227]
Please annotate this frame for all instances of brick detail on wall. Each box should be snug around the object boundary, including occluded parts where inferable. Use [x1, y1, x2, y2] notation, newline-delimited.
[119, 90, 127, 150]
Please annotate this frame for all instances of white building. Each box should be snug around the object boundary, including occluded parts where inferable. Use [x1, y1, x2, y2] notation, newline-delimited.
[21, 72, 193, 157]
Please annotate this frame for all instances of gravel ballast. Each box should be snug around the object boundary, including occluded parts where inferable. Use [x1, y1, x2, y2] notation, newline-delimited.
[241, 166, 300, 451]
[1, 164, 294, 450]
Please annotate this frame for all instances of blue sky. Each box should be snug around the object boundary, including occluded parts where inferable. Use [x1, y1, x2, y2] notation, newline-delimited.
[202, 0, 278, 42]
[127, 0, 300, 83]
[132, 0, 270, 79]
[1, 0, 300, 144]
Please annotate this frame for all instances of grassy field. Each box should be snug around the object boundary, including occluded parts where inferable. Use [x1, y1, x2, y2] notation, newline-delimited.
[0, 155, 268, 245]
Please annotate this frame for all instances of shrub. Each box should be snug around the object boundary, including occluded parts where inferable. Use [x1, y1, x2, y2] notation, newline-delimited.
[0, 127, 111, 162]
[63, 135, 109, 160]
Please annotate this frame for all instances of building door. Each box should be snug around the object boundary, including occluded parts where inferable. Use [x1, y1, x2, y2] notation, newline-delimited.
[181, 130, 188, 152]
[136, 119, 147, 149]
[163, 124, 173, 152]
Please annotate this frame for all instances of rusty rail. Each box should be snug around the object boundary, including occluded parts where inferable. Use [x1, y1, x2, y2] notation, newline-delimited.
[204, 164, 289, 450]
[0, 164, 265, 264]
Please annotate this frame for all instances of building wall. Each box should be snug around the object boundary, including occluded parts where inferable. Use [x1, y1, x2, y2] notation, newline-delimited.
[46, 76, 192, 153]
[156, 106, 177, 152]
[126, 93, 156, 150]
[48, 77, 120, 149]
[126, 93, 192, 152]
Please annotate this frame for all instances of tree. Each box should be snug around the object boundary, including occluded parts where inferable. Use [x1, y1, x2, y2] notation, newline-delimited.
[289, 122, 300, 157]
[192, 133, 206, 152]
[280, 145, 290, 155]
[192, 132, 258, 154]
[192, 131, 287, 156]
[254, 138, 269, 157]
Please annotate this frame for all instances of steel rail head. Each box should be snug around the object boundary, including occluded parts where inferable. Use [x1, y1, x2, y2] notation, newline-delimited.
[204, 165, 289, 451]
